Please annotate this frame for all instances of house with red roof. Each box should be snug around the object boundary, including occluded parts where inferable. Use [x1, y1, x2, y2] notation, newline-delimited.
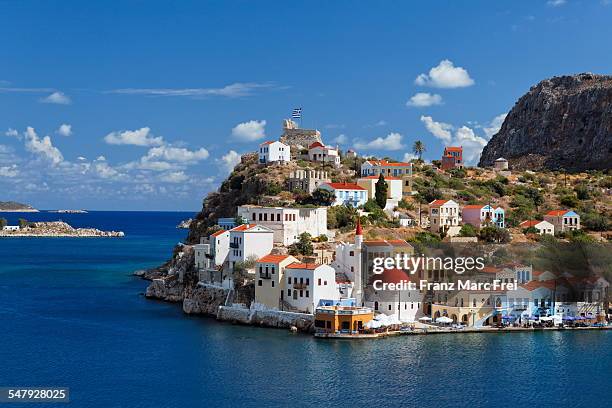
[228, 224, 274, 271]
[543, 210, 580, 233]
[259, 140, 290, 164]
[365, 268, 423, 322]
[519, 219, 554, 236]
[283, 262, 337, 313]
[357, 175, 403, 202]
[308, 141, 340, 167]
[319, 182, 368, 207]
[462, 204, 505, 229]
[428, 199, 460, 233]
[441, 146, 463, 170]
[254, 254, 299, 310]
[360, 159, 413, 197]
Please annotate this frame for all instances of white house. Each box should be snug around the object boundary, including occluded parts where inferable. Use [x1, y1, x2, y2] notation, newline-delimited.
[308, 142, 340, 167]
[543, 210, 580, 233]
[228, 224, 274, 270]
[259, 140, 290, 164]
[319, 182, 368, 207]
[237, 205, 328, 245]
[357, 176, 403, 202]
[520, 220, 554, 236]
[254, 254, 299, 310]
[364, 268, 423, 322]
[461, 204, 505, 229]
[429, 199, 460, 233]
[360, 160, 412, 178]
[284, 262, 337, 313]
[331, 220, 363, 301]
[2, 225, 20, 231]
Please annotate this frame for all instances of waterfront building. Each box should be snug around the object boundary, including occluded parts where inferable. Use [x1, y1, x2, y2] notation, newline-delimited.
[308, 142, 341, 167]
[357, 176, 403, 202]
[314, 303, 374, 335]
[319, 182, 368, 207]
[429, 199, 460, 233]
[254, 254, 299, 310]
[365, 268, 423, 322]
[461, 204, 505, 228]
[441, 146, 463, 170]
[519, 220, 555, 235]
[2, 225, 20, 231]
[286, 169, 331, 194]
[431, 290, 503, 327]
[228, 224, 274, 270]
[236, 205, 328, 246]
[283, 263, 337, 313]
[258, 140, 290, 164]
[331, 219, 363, 302]
[543, 210, 581, 233]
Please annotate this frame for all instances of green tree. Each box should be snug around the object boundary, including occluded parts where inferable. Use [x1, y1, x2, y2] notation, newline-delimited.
[375, 174, 388, 208]
[0, 218, 6, 229]
[459, 224, 478, 237]
[311, 188, 336, 206]
[479, 226, 511, 243]
[288, 232, 314, 256]
[413, 140, 425, 161]
[18, 218, 28, 228]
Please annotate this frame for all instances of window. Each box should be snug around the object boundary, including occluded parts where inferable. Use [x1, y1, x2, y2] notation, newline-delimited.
[300, 290, 303, 297]
[324, 281, 327, 285]
[287, 289, 291, 296]
[271, 281, 275, 287]
[349, 251, 354, 256]
[388, 305, 392, 311]
[258, 280, 262, 286]
[287, 277, 291, 284]
[318, 278, 321, 285]
[306, 278, 309, 285]
[277, 214, 281, 222]
[300, 277, 303, 284]
[305, 290, 309, 297]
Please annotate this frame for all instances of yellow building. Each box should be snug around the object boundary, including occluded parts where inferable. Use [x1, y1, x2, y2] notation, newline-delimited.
[314, 305, 374, 334]
[254, 254, 299, 310]
[430, 290, 503, 327]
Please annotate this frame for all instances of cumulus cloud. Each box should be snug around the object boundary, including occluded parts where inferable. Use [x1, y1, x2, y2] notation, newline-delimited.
[0, 165, 18, 177]
[56, 124, 72, 137]
[420, 116, 453, 144]
[144, 145, 209, 163]
[40, 91, 72, 105]
[159, 171, 189, 183]
[483, 113, 507, 138]
[219, 150, 241, 174]
[406, 92, 443, 107]
[454, 126, 488, 164]
[104, 127, 164, 146]
[231, 120, 266, 142]
[91, 156, 121, 179]
[5, 128, 19, 138]
[332, 134, 348, 144]
[354, 132, 404, 151]
[24, 127, 64, 165]
[415, 60, 474, 88]
[403, 153, 417, 162]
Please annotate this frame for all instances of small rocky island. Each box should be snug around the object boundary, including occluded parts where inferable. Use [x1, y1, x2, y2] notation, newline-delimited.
[0, 201, 39, 212]
[0, 221, 124, 238]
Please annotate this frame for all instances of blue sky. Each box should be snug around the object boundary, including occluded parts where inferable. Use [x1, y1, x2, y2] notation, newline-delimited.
[1, 0, 611, 210]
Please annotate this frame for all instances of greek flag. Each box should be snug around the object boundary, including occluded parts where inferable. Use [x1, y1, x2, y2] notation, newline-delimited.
[292, 107, 302, 119]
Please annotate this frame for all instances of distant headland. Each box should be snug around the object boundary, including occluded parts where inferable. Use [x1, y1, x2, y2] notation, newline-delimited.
[0, 201, 39, 212]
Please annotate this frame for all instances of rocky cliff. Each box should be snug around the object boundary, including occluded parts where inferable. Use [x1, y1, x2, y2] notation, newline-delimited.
[479, 73, 612, 171]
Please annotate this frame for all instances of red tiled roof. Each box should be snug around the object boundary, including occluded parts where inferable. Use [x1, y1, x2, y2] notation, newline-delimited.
[363, 240, 391, 246]
[463, 204, 484, 209]
[211, 229, 228, 237]
[368, 268, 414, 285]
[367, 160, 411, 167]
[481, 266, 502, 274]
[359, 175, 401, 180]
[323, 182, 366, 191]
[257, 254, 293, 263]
[445, 146, 462, 152]
[308, 142, 325, 149]
[387, 239, 411, 247]
[520, 220, 540, 228]
[260, 140, 275, 146]
[229, 224, 257, 232]
[520, 279, 558, 291]
[286, 262, 321, 270]
[546, 210, 567, 216]
[429, 199, 448, 207]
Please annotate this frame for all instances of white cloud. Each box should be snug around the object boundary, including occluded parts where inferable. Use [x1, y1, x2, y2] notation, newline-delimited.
[231, 120, 266, 142]
[92, 156, 121, 179]
[56, 124, 72, 137]
[547, 0, 566, 6]
[454, 126, 488, 164]
[104, 127, 164, 146]
[420, 116, 453, 144]
[415, 60, 475, 88]
[108, 82, 273, 98]
[483, 113, 507, 139]
[354, 132, 404, 151]
[406, 92, 443, 107]
[160, 171, 189, 183]
[144, 145, 209, 163]
[40, 91, 71, 105]
[332, 134, 348, 144]
[5, 128, 19, 138]
[0, 165, 18, 177]
[24, 127, 64, 165]
[403, 153, 417, 162]
[364, 120, 387, 128]
[219, 150, 241, 174]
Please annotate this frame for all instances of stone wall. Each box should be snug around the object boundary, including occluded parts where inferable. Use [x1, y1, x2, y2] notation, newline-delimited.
[183, 283, 229, 315]
[217, 305, 315, 332]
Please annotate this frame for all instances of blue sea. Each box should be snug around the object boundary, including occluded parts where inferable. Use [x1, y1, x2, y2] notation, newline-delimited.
[0, 211, 610, 408]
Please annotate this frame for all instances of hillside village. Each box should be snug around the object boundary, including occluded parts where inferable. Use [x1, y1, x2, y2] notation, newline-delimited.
[146, 119, 611, 336]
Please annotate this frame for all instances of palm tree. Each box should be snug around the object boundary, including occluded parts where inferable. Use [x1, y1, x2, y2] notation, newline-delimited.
[413, 140, 425, 162]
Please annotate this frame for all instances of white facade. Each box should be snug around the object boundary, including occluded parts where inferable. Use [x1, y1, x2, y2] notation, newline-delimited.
[357, 176, 403, 202]
[2, 225, 20, 231]
[228, 224, 274, 270]
[360, 160, 413, 178]
[284, 263, 337, 313]
[429, 199, 461, 233]
[319, 182, 368, 207]
[520, 220, 554, 236]
[209, 229, 230, 267]
[259, 141, 290, 164]
[237, 205, 328, 246]
[543, 210, 580, 233]
[308, 142, 340, 167]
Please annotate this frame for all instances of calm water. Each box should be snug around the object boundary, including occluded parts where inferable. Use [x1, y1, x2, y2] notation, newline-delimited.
[0, 211, 610, 408]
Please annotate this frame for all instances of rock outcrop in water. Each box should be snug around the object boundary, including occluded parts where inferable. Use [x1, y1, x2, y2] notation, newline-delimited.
[479, 73, 612, 171]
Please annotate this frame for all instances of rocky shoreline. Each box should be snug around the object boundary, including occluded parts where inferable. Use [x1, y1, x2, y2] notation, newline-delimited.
[0, 221, 124, 237]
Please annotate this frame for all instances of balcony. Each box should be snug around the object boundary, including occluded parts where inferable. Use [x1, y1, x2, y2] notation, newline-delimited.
[259, 272, 272, 279]
[293, 282, 307, 289]
[229, 242, 239, 249]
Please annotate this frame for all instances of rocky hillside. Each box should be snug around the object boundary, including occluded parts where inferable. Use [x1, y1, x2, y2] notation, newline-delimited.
[0, 201, 38, 212]
[479, 73, 612, 171]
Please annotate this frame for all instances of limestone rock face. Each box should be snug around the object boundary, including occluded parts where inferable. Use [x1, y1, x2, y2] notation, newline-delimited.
[279, 119, 322, 149]
[479, 73, 612, 171]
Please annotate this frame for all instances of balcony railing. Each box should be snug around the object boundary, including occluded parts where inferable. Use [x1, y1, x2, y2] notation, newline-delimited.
[293, 283, 307, 289]
[229, 242, 239, 249]
[259, 273, 272, 279]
